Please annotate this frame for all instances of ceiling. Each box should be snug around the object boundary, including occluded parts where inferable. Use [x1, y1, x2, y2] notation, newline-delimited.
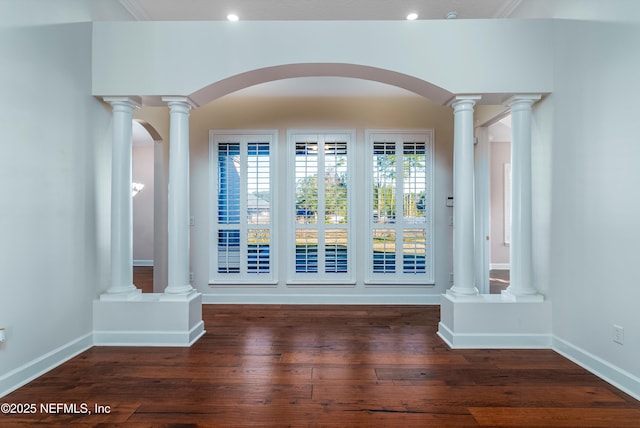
[120, 0, 524, 21]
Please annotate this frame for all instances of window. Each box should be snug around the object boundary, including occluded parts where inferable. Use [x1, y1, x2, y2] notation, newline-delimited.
[288, 131, 354, 284]
[209, 131, 276, 283]
[209, 128, 434, 288]
[367, 130, 434, 284]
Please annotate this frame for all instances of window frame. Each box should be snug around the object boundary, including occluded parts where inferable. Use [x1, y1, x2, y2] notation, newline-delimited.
[209, 130, 278, 285]
[287, 130, 356, 285]
[365, 129, 435, 285]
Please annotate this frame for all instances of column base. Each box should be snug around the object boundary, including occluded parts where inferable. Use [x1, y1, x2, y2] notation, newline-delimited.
[99, 287, 141, 301]
[93, 292, 204, 346]
[160, 288, 198, 301]
[501, 289, 544, 302]
[438, 293, 551, 348]
[446, 286, 480, 301]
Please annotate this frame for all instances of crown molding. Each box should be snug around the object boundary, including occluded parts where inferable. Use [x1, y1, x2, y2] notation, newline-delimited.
[119, 0, 150, 21]
[494, 0, 523, 18]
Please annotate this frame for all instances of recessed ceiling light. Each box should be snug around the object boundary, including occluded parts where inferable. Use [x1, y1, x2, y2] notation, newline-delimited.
[227, 13, 239, 22]
[406, 13, 418, 21]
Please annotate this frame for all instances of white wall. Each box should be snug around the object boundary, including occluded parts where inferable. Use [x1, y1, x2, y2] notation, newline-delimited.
[133, 145, 155, 263]
[490, 141, 511, 265]
[92, 20, 554, 101]
[0, 21, 112, 394]
[547, 19, 640, 387]
[0, 0, 134, 27]
[511, 0, 640, 22]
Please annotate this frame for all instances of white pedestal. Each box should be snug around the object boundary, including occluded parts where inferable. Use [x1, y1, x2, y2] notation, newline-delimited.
[93, 292, 205, 346]
[438, 293, 551, 349]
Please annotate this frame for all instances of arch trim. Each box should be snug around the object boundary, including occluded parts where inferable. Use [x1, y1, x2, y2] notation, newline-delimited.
[188, 63, 454, 106]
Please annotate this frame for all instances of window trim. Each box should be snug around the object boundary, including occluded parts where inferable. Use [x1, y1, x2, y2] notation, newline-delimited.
[286, 129, 356, 285]
[364, 129, 435, 285]
[208, 130, 278, 285]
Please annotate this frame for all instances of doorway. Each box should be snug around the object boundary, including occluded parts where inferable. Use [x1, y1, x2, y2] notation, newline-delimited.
[132, 119, 166, 293]
[487, 115, 512, 294]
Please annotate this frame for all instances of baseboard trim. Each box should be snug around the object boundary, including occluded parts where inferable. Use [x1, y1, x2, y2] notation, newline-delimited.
[437, 322, 552, 349]
[133, 260, 154, 267]
[490, 263, 510, 270]
[552, 336, 640, 401]
[202, 294, 442, 305]
[0, 333, 93, 398]
[93, 321, 205, 347]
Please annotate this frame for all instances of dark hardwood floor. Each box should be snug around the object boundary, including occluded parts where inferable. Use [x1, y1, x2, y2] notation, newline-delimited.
[133, 266, 154, 293]
[489, 269, 510, 294]
[2, 274, 639, 426]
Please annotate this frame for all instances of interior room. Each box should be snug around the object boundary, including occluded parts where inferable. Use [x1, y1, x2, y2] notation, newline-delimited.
[1, 0, 639, 425]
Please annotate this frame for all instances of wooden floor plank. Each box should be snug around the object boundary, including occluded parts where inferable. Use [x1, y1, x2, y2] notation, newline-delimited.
[470, 407, 640, 427]
[2, 302, 639, 426]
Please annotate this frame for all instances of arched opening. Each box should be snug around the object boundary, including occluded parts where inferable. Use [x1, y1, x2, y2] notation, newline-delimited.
[187, 63, 454, 106]
[134, 62, 459, 304]
[133, 62, 527, 304]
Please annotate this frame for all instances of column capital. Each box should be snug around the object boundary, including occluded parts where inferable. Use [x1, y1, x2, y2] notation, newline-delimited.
[448, 95, 482, 110]
[103, 96, 141, 110]
[506, 94, 542, 110]
[162, 96, 198, 110]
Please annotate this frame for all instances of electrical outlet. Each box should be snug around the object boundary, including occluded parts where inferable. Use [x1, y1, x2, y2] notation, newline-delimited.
[189, 272, 195, 282]
[189, 216, 195, 226]
[613, 325, 624, 345]
[449, 272, 454, 283]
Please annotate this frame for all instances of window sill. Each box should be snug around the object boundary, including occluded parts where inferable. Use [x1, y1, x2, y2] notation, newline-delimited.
[209, 280, 278, 287]
[286, 280, 356, 287]
[364, 280, 435, 286]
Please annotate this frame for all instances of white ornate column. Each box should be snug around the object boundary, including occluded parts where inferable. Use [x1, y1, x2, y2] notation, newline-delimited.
[503, 95, 543, 302]
[162, 97, 197, 297]
[101, 97, 141, 300]
[447, 96, 481, 297]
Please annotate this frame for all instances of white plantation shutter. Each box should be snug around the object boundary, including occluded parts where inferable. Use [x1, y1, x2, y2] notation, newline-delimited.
[210, 132, 276, 283]
[367, 131, 434, 284]
[289, 131, 353, 284]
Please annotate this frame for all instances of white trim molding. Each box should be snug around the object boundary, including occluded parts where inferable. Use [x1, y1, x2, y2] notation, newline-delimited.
[133, 260, 154, 267]
[202, 293, 442, 305]
[119, 0, 151, 20]
[438, 322, 551, 349]
[94, 321, 205, 347]
[494, 0, 523, 18]
[0, 333, 93, 398]
[490, 263, 511, 270]
[553, 336, 640, 401]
